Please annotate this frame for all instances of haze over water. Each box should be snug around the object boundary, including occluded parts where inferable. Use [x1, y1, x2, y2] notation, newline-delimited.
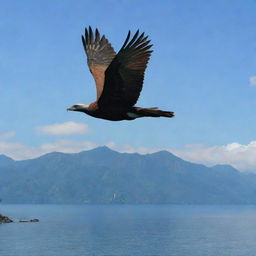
[1, 204, 256, 256]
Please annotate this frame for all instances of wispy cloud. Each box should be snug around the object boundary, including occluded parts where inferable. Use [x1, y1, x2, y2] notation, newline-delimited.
[37, 121, 89, 136]
[107, 142, 157, 155]
[0, 131, 16, 140]
[249, 76, 256, 87]
[0, 140, 97, 160]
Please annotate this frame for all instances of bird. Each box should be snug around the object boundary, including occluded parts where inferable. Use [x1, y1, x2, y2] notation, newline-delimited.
[67, 27, 174, 121]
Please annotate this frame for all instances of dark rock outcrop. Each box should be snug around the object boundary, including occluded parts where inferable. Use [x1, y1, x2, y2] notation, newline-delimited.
[0, 214, 13, 224]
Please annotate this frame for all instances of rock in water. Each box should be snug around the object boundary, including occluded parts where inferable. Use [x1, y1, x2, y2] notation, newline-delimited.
[0, 214, 13, 224]
[19, 218, 39, 223]
[30, 218, 39, 222]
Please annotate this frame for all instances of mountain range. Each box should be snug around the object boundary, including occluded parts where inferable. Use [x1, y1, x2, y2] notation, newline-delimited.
[0, 146, 256, 204]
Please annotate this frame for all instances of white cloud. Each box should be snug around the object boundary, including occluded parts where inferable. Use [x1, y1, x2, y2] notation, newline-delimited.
[172, 142, 256, 172]
[37, 121, 89, 136]
[0, 131, 16, 140]
[249, 76, 256, 87]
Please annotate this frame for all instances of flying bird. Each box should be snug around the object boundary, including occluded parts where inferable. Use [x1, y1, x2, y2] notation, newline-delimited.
[67, 27, 174, 121]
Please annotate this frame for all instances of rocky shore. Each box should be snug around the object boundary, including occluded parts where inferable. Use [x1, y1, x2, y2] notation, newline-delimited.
[0, 214, 13, 224]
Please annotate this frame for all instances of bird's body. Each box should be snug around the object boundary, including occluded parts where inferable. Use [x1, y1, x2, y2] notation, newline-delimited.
[67, 27, 174, 121]
[72, 102, 134, 121]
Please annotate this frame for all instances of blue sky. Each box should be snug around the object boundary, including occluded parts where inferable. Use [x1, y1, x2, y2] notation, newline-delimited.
[1, 0, 256, 171]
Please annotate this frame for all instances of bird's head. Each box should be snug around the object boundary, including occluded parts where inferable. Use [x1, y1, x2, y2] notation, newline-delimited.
[67, 104, 90, 113]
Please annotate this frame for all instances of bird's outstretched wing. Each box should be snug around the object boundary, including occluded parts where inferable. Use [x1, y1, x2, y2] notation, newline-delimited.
[82, 27, 116, 100]
[98, 30, 153, 110]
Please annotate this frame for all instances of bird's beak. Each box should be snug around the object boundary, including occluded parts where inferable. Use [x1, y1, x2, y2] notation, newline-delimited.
[67, 107, 73, 111]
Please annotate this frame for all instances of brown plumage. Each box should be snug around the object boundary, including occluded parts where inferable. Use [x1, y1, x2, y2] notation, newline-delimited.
[67, 26, 174, 121]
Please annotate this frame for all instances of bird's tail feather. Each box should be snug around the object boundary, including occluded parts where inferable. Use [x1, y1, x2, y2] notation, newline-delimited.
[134, 107, 174, 118]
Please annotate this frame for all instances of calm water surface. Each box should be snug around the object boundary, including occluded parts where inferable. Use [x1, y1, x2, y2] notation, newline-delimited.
[1, 204, 256, 256]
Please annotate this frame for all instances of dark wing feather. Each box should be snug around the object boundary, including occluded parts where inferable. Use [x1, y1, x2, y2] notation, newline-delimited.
[98, 30, 153, 110]
[81, 27, 116, 99]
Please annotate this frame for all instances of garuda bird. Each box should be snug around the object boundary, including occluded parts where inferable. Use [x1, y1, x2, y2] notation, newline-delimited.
[67, 27, 174, 121]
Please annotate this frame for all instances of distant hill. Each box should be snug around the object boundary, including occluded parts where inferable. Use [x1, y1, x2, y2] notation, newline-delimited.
[1, 146, 256, 204]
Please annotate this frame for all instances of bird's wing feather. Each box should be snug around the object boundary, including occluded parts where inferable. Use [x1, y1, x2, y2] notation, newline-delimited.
[98, 30, 153, 110]
[82, 27, 116, 100]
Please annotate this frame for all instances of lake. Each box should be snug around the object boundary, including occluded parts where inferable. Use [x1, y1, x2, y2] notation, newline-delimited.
[1, 204, 256, 256]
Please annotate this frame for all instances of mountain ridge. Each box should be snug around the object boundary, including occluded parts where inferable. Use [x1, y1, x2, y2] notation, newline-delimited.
[0, 147, 255, 204]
